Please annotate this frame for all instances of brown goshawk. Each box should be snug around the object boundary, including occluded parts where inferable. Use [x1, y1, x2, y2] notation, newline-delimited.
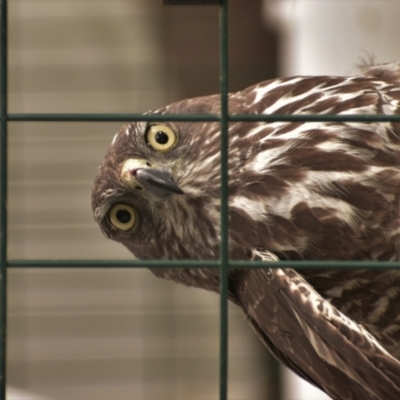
[92, 61, 400, 400]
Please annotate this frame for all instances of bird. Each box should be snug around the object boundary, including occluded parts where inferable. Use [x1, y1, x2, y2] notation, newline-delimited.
[92, 60, 400, 400]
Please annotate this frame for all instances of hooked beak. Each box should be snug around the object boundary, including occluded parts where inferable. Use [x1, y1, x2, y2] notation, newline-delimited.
[135, 168, 184, 197]
[120, 159, 184, 200]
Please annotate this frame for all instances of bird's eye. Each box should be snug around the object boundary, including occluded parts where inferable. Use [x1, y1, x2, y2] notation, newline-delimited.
[146, 125, 177, 151]
[109, 204, 137, 231]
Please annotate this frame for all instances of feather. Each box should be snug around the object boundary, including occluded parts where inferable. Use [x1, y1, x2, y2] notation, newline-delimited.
[92, 60, 400, 399]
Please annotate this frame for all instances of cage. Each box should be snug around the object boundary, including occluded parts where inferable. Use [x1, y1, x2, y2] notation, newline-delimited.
[1, 1, 400, 400]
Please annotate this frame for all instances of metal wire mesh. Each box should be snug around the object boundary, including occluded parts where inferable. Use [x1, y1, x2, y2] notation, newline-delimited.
[1, 1, 400, 400]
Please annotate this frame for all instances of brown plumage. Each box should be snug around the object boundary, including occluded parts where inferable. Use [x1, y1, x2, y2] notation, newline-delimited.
[92, 60, 400, 399]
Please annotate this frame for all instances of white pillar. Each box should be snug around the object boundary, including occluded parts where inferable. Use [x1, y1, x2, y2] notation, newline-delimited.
[263, 0, 400, 77]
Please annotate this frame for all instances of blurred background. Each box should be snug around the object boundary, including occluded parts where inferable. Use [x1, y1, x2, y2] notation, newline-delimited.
[5, 0, 400, 399]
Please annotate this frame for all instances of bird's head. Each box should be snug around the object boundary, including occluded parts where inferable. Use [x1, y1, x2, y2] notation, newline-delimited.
[91, 96, 223, 260]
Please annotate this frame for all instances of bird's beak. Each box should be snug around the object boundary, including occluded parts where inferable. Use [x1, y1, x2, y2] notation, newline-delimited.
[120, 159, 184, 200]
[135, 168, 184, 198]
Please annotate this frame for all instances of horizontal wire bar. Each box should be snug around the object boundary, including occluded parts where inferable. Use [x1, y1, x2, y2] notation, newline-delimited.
[163, 0, 220, 4]
[9, 259, 219, 268]
[7, 113, 400, 123]
[230, 114, 400, 122]
[7, 259, 400, 269]
[8, 113, 221, 122]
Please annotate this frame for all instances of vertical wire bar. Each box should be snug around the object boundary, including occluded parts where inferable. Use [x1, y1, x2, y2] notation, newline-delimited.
[0, 0, 6, 398]
[219, 0, 229, 399]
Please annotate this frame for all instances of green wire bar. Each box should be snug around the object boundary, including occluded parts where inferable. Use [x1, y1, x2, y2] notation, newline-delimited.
[8, 113, 221, 123]
[8, 113, 400, 123]
[2, 1, 400, 400]
[219, 0, 229, 399]
[0, 0, 6, 398]
[7, 259, 400, 270]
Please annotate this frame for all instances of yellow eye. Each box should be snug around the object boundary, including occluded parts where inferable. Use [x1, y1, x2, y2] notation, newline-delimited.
[109, 204, 136, 231]
[146, 125, 177, 151]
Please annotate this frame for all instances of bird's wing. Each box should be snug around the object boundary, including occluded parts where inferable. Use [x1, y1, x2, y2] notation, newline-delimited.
[233, 251, 400, 400]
